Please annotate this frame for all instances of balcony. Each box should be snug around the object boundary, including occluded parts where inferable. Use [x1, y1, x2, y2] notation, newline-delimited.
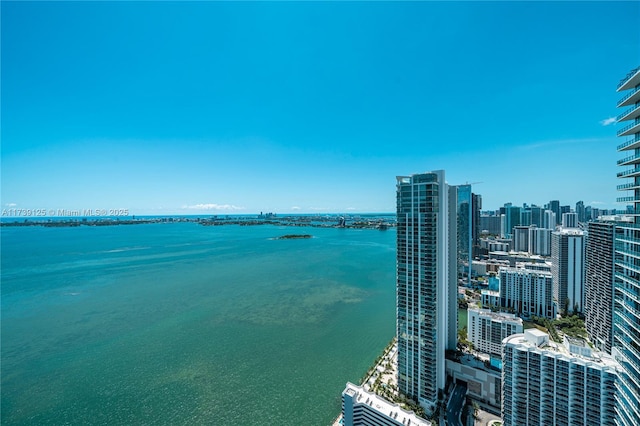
[617, 121, 640, 137]
[617, 182, 640, 191]
[617, 196, 639, 203]
[617, 104, 640, 122]
[617, 136, 640, 151]
[617, 167, 640, 178]
[619, 86, 640, 107]
[617, 153, 640, 166]
[618, 66, 640, 91]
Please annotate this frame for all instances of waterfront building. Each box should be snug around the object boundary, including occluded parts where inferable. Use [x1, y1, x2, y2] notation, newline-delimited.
[467, 308, 522, 357]
[562, 212, 578, 228]
[499, 266, 555, 319]
[551, 228, 586, 314]
[502, 330, 619, 426]
[613, 66, 640, 425]
[396, 171, 457, 416]
[528, 227, 552, 256]
[341, 382, 430, 426]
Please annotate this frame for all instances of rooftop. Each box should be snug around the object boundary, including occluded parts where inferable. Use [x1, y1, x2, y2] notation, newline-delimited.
[503, 331, 621, 370]
[469, 307, 522, 324]
[343, 382, 430, 426]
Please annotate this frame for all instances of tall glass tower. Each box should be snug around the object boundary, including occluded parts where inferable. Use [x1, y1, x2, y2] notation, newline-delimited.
[396, 171, 457, 416]
[614, 66, 640, 426]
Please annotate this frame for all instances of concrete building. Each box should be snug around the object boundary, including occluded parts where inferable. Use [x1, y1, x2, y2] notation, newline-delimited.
[543, 209, 557, 230]
[576, 201, 586, 223]
[467, 308, 523, 357]
[529, 227, 552, 256]
[613, 66, 640, 426]
[341, 382, 430, 426]
[562, 212, 578, 228]
[456, 184, 473, 286]
[479, 214, 501, 236]
[502, 330, 620, 426]
[511, 226, 529, 252]
[396, 171, 457, 416]
[586, 218, 626, 354]
[551, 228, 586, 315]
[499, 266, 555, 319]
[549, 200, 561, 226]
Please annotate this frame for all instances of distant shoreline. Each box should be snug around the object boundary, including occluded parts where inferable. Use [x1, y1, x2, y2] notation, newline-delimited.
[0, 215, 396, 230]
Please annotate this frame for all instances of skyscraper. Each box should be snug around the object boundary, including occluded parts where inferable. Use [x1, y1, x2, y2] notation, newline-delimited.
[586, 218, 624, 354]
[551, 228, 586, 315]
[396, 171, 457, 416]
[549, 200, 561, 226]
[456, 184, 472, 286]
[613, 66, 640, 425]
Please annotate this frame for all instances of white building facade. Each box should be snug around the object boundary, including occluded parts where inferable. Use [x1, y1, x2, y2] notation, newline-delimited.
[499, 266, 555, 319]
[341, 382, 430, 426]
[502, 330, 619, 426]
[467, 308, 522, 356]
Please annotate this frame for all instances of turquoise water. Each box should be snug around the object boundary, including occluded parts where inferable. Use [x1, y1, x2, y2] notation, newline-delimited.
[1, 224, 396, 425]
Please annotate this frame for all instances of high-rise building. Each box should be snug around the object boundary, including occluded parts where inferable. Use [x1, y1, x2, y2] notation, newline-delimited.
[504, 205, 521, 238]
[502, 330, 619, 426]
[528, 227, 552, 256]
[576, 201, 586, 223]
[562, 212, 578, 228]
[520, 209, 532, 227]
[511, 225, 530, 252]
[499, 266, 555, 319]
[613, 65, 640, 426]
[551, 228, 586, 315]
[467, 308, 522, 357]
[456, 184, 472, 285]
[396, 171, 457, 416]
[586, 218, 626, 354]
[530, 205, 544, 228]
[471, 193, 482, 259]
[543, 209, 556, 230]
[480, 214, 501, 236]
[549, 200, 561, 226]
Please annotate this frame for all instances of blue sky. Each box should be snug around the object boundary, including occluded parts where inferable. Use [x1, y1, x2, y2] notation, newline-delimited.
[2, 1, 639, 215]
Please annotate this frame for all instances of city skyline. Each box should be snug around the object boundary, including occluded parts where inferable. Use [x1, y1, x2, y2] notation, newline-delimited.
[3, 2, 639, 214]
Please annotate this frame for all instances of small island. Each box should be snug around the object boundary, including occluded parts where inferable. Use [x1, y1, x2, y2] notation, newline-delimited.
[276, 234, 313, 240]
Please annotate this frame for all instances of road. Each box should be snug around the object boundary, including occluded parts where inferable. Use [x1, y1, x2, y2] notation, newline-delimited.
[447, 383, 467, 426]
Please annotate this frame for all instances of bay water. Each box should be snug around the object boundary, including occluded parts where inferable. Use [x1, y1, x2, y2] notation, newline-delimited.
[1, 223, 396, 425]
